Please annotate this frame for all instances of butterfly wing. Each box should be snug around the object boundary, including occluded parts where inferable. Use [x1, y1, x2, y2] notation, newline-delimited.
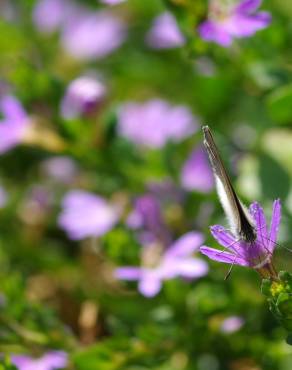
[202, 126, 256, 243]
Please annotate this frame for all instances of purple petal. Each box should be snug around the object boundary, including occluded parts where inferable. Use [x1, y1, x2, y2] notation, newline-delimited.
[166, 231, 204, 258]
[1, 95, 27, 123]
[138, 272, 162, 297]
[229, 12, 271, 37]
[58, 190, 118, 240]
[118, 99, 197, 148]
[61, 11, 126, 61]
[115, 267, 142, 281]
[220, 316, 244, 333]
[180, 146, 214, 193]
[174, 258, 209, 278]
[11, 351, 68, 370]
[269, 199, 281, 252]
[210, 225, 242, 254]
[249, 202, 268, 248]
[236, 0, 262, 14]
[200, 246, 249, 266]
[198, 20, 233, 47]
[146, 12, 185, 49]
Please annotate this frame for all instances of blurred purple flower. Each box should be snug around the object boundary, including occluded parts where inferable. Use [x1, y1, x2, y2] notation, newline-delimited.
[0, 95, 30, 154]
[101, 0, 126, 5]
[32, 0, 71, 34]
[0, 186, 8, 208]
[200, 200, 281, 276]
[127, 194, 171, 245]
[181, 146, 214, 193]
[198, 0, 271, 47]
[11, 351, 67, 370]
[116, 231, 208, 297]
[42, 156, 78, 184]
[61, 10, 126, 60]
[118, 99, 198, 148]
[146, 12, 185, 49]
[60, 76, 107, 119]
[58, 190, 119, 240]
[220, 316, 244, 333]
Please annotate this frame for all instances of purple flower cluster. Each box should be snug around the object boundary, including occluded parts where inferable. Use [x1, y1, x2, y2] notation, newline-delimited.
[118, 99, 198, 148]
[200, 200, 281, 277]
[198, 0, 271, 47]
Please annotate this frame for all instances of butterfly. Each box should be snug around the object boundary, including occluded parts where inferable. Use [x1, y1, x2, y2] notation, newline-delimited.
[202, 126, 256, 244]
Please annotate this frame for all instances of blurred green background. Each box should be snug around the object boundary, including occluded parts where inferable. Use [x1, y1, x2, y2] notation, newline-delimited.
[0, 0, 292, 369]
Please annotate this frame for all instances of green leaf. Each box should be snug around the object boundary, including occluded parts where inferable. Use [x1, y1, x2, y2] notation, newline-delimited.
[266, 84, 292, 124]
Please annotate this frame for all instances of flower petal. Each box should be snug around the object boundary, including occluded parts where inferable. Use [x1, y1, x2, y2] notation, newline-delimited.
[269, 199, 281, 252]
[175, 258, 209, 278]
[249, 202, 268, 248]
[138, 273, 162, 297]
[200, 246, 249, 266]
[210, 225, 242, 252]
[231, 13, 271, 37]
[115, 267, 142, 281]
[166, 231, 204, 258]
[198, 20, 233, 47]
[235, 0, 262, 14]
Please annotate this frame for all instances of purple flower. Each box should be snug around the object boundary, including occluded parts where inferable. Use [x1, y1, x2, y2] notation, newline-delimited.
[116, 232, 208, 297]
[32, 0, 71, 34]
[200, 200, 281, 277]
[0, 186, 8, 208]
[146, 12, 185, 49]
[118, 99, 198, 148]
[11, 351, 67, 370]
[198, 0, 271, 47]
[127, 194, 171, 245]
[58, 190, 119, 240]
[0, 95, 30, 154]
[60, 76, 107, 119]
[61, 10, 126, 61]
[180, 146, 214, 193]
[220, 316, 244, 333]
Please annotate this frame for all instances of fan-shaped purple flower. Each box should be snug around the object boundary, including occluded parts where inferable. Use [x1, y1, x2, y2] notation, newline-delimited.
[118, 99, 198, 148]
[198, 0, 271, 47]
[200, 200, 281, 277]
[61, 10, 126, 61]
[58, 190, 119, 240]
[11, 351, 67, 370]
[116, 232, 208, 297]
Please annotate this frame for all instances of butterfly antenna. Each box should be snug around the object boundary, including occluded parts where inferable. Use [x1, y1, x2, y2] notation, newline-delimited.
[224, 257, 236, 280]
